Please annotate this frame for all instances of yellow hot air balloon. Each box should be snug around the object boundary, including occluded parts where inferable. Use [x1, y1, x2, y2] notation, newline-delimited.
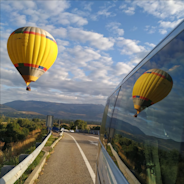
[7, 27, 58, 91]
[132, 69, 173, 117]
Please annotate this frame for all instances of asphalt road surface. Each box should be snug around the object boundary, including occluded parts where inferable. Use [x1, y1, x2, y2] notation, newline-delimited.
[37, 132, 99, 184]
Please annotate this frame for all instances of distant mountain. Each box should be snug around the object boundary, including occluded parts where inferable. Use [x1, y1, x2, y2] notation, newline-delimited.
[3, 100, 104, 121]
[0, 104, 45, 118]
[0, 104, 18, 113]
[109, 116, 145, 135]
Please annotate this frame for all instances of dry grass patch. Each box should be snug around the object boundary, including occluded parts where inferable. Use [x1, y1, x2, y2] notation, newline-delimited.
[87, 124, 101, 129]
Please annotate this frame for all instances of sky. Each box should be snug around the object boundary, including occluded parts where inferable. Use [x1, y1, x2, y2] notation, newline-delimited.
[1, 0, 184, 105]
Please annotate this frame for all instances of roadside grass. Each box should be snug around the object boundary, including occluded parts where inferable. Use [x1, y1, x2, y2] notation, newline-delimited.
[14, 151, 45, 184]
[45, 135, 58, 147]
[1, 133, 59, 183]
[15, 134, 58, 183]
[0, 145, 36, 174]
[106, 145, 119, 168]
[0, 128, 47, 171]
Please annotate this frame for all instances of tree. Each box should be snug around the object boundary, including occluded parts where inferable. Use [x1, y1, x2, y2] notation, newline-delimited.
[61, 124, 69, 130]
[70, 121, 75, 130]
[90, 126, 100, 130]
[74, 120, 87, 130]
[32, 118, 40, 122]
[1, 122, 29, 151]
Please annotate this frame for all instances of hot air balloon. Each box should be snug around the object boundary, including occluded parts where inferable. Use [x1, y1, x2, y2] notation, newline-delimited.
[132, 69, 173, 117]
[7, 27, 58, 91]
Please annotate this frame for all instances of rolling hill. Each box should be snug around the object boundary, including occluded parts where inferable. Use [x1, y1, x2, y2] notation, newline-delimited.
[2, 100, 104, 121]
[0, 104, 45, 119]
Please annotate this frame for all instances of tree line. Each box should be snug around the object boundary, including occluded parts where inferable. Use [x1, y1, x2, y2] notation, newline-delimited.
[112, 134, 184, 184]
[53, 119, 100, 131]
[0, 116, 45, 151]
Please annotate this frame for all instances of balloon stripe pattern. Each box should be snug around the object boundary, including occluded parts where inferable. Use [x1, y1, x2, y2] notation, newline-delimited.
[132, 69, 173, 115]
[7, 27, 58, 86]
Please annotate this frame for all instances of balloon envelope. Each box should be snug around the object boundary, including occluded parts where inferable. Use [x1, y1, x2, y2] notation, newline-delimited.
[7, 27, 58, 86]
[132, 69, 173, 115]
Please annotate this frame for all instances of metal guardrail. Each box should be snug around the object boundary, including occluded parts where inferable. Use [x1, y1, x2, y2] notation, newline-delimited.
[0, 132, 51, 184]
[76, 130, 99, 135]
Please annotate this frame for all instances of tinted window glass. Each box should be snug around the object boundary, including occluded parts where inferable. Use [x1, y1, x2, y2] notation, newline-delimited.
[108, 31, 184, 184]
[100, 88, 120, 148]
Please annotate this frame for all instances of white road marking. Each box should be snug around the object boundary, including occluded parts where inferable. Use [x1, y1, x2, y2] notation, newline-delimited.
[88, 140, 98, 146]
[88, 136, 99, 139]
[66, 133, 95, 184]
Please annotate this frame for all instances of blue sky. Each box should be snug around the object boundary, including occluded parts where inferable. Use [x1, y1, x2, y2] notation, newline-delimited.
[0, 0, 184, 105]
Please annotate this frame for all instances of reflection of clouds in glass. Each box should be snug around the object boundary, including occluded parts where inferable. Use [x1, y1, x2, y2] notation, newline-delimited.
[112, 31, 184, 142]
[118, 78, 184, 141]
[168, 65, 180, 71]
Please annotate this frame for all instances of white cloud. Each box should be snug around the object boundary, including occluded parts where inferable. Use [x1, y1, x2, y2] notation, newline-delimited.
[68, 27, 114, 50]
[135, 1, 184, 19]
[159, 29, 167, 35]
[65, 45, 101, 66]
[54, 12, 88, 26]
[0, 28, 11, 40]
[123, 1, 184, 35]
[97, 4, 116, 17]
[39, 1, 70, 16]
[97, 9, 112, 17]
[119, 4, 135, 15]
[113, 62, 132, 76]
[116, 37, 146, 55]
[119, 4, 126, 9]
[106, 22, 124, 36]
[145, 25, 157, 34]
[10, 12, 27, 26]
[131, 26, 137, 31]
[83, 2, 93, 11]
[11, 1, 36, 10]
[56, 39, 69, 53]
[3, 1, 86, 27]
[91, 3, 116, 20]
[145, 42, 156, 48]
[72, 8, 90, 17]
[39, 25, 67, 38]
[159, 19, 183, 29]
[1, 3, 12, 11]
[1, 0, 163, 106]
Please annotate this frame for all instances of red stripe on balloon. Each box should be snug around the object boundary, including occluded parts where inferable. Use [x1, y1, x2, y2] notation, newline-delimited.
[23, 31, 46, 37]
[133, 96, 150, 101]
[23, 31, 56, 44]
[15, 63, 47, 71]
[24, 63, 31, 67]
[10, 32, 15, 36]
[152, 72, 166, 78]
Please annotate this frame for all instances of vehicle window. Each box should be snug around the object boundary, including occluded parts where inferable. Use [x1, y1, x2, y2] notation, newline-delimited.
[108, 30, 184, 184]
[100, 88, 120, 148]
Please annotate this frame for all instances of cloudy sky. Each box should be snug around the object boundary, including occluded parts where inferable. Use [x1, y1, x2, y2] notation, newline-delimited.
[1, 0, 184, 105]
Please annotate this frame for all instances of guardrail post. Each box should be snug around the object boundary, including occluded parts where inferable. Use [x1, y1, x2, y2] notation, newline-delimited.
[36, 142, 41, 148]
[19, 154, 29, 163]
[0, 132, 51, 184]
[0, 165, 15, 178]
[42, 135, 47, 142]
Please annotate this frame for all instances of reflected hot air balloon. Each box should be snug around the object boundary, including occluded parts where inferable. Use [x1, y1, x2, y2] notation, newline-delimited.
[132, 69, 173, 117]
[7, 27, 58, 90]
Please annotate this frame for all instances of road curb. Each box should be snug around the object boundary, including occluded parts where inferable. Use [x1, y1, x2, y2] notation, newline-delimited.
[24, 151, 49, 184]
[24, 132, 63, 184]
[51, 132, 63, 149]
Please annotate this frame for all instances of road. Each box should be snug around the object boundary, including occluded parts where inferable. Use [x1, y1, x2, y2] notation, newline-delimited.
[37, 132, 99, 184]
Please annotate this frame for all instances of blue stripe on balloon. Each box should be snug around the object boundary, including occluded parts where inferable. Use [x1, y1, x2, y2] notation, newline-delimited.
[46, 36, 53, 41]
[39, 66, 44, 69]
